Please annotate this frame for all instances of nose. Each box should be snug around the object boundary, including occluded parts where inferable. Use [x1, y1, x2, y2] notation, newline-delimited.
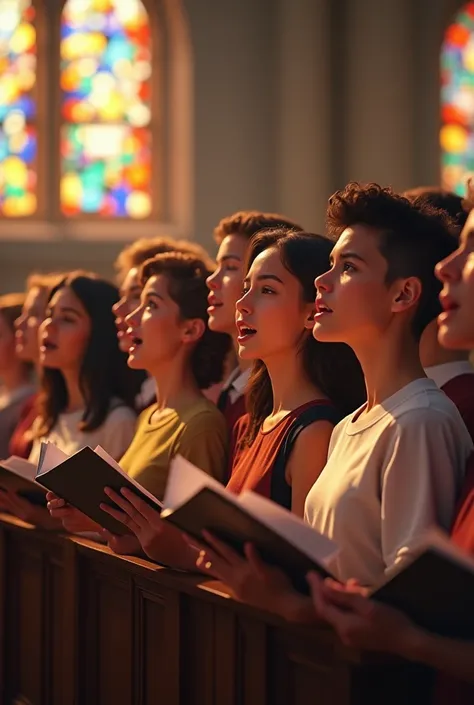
[124, 304, 142, 329]
[236, 289, 252, 315]
[435, 248, 461, 284]
[206, 269, 220, 291]
[15, 313, 26, 331]
[315, 269, 331, 292]
[112, 297, 126, 317]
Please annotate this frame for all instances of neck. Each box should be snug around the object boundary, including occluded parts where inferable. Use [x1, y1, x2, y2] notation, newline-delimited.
[151, 356, 202, 411]
[264, 349, 323, 415]
[61, 369, 85, 413]
[353, 328, 425, 411]
[0, 363, 30, 395]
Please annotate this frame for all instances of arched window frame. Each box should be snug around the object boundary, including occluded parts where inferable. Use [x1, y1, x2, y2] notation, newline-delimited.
[0, 0, 192, 241]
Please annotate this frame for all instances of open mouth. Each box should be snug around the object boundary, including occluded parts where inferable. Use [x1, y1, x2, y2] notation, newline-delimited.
[314, 299, 333, 317]
[237, 322, 257, 343]
[207, 295, 223, 312]
[40, 340, 58, 352]
[128, 335, 143, 352]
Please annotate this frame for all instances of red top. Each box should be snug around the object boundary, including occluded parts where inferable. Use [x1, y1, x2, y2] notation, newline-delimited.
[8, 394, 37, 459]
[227, 400, 338, 508]
[435, 453, 474, 704]
[442, 374, 474, 443]
[223, 393, 247, 436]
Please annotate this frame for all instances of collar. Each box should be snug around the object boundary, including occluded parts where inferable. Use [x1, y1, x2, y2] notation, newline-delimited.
[221, 366, 251, 394]
[424, 361, 474, 389]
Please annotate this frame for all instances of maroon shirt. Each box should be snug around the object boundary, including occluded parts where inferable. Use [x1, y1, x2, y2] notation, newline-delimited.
[435, 453, 474, 704]
[227, 400, 339, 508]
[442, 374, 474, 443]
[8, 394, 37, 459]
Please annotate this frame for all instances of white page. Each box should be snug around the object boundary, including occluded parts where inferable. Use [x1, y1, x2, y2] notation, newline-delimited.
[162, 454, 235, 516]
[36, 442, 69, 476]
[0, 456, 38, 483]
[93, 445, 162, 509]
[238, 490, 338, 568]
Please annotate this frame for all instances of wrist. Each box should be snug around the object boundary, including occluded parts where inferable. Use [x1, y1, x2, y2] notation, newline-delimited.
[392, 624, 431, 662]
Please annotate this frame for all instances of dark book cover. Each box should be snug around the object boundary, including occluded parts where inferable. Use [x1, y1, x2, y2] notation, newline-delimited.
[35, 446, 162, 536]
[161, 486, 333, 594]
[372, 548, 474, 638]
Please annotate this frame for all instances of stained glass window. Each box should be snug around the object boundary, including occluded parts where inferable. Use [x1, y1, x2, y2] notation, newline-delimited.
[60, 0, 153, 218]
[441, 2, 474, 196]
[0, 0, 37, 217]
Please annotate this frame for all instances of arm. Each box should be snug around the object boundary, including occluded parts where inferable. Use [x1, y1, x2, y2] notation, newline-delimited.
[285, 421, 333, 517]
[308, 573, 474, 683]
[381, 412, 466, 577]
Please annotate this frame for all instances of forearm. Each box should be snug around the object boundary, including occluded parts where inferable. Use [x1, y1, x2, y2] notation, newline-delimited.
[400, 628, 474, 682]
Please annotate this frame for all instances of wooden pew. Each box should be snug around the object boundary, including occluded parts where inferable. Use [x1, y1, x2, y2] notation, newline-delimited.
[0, 514, 433, 705]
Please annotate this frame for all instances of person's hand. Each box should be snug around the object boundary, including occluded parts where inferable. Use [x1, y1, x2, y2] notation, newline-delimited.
[0, 489, 61, 530]
[46, 491, 100, 534]
[100, 487, 195, 569]
[307, 572, 421, 654]
[100, 529, 141, 556]
[196, 531, 315, 621]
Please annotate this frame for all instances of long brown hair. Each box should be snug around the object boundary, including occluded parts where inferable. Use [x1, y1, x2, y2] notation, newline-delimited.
[36, 272, 143, 436]
[243, 230, 366, 445]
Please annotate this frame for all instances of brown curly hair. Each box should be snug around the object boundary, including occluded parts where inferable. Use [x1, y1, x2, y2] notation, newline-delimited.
[140, 253, 231, 389]
[326, 182, 459, 340]
[115, 236, 215, 284]
[403, 186, 470, 232]
[213, 211, 303, 244]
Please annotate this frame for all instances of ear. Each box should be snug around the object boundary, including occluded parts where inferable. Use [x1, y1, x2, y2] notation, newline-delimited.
[303, 304, 316, 330]
[180, 318, 206, 344]
[391, 277, 422, 314]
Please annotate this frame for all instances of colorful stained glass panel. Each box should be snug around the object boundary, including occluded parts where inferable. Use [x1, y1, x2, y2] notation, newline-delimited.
[60, 124, 152, 217]
[60, 0, 153, 218]
[60, 0, 151, 126]
[0, 0, 37, 217]
[441, 2, 474, 195]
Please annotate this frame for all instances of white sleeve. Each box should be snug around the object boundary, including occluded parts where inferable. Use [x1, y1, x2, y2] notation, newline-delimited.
[380, 409, 470, 578]
[98, 407, 137, 462]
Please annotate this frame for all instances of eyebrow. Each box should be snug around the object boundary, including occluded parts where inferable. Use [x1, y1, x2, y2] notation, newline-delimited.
[219, 254, 242, 262]
[121, 285, 142, 296]
[145, 291, 164, 302]
[53, 306, 82, 317]
[331, 251, 367, 264]
[243, 273, 284, 286]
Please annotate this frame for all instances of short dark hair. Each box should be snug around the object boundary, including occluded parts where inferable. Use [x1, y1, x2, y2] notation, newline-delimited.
[36, 272, 143, 436]
[140, 253, 231, 389]
[213, 211, 303, 244]
[242, 229, 366, 445]
[115, 236, 215, 284]
[403, 186, 469, 232]
[326, 182, 459, 340]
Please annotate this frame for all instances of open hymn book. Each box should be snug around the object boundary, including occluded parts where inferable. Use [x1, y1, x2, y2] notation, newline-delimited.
[160, 455, 339, 593]
[372, 527, 474, 638]
[1, 443, 162, 536]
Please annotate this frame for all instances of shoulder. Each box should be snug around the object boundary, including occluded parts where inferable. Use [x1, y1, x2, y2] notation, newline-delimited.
[181, 399, 227, 436]
[391, 389, 470, 434]
[104, 402, 137, 427]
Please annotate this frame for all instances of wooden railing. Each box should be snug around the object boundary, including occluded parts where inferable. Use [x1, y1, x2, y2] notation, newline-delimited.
[0, 514, 434, 705]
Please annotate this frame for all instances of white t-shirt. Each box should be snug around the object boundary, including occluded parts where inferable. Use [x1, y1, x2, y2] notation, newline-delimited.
[304, 378, 473, 587]
[28, 401, 136, 464]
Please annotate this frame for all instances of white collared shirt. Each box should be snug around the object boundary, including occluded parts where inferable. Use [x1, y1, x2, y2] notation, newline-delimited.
[221, 367, 251, 404]
[424, 360, 474, 389]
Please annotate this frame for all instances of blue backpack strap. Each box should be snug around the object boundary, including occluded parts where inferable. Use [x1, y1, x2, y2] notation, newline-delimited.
[270, 404, 341, 510]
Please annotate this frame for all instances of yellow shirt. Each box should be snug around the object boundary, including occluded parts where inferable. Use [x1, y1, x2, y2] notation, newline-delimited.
[120, 397, 228, 501]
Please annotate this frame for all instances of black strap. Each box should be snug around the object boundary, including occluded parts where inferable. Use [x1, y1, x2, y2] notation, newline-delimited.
[270, 404, 341, 510]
